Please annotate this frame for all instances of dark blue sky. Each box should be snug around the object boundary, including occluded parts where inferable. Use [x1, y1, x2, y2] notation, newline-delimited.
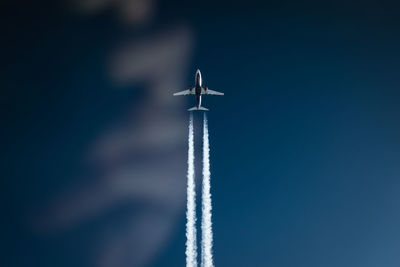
[3, 1, 400, 266]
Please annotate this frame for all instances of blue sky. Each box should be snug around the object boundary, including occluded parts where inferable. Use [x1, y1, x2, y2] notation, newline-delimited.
[3, 1, 400, 266]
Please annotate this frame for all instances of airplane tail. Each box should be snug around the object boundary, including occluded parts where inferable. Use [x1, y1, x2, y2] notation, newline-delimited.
[188, 106, 209, 111]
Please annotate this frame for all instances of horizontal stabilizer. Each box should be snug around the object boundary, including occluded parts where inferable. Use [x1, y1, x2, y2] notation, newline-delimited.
[188, 106, 209, 111]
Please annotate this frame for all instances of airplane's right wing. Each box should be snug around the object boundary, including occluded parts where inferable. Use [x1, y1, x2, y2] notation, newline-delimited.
[173, 90, 192, 96]
[204, 89, 224, 95]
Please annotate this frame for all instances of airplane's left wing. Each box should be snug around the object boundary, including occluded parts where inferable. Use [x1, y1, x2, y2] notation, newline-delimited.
[173, 90, 192, 96]
[203, 89, 224, 95]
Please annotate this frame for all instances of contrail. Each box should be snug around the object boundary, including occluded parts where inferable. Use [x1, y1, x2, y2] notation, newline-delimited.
[186, 112, 197, 267]
[201, 112, 214, 267]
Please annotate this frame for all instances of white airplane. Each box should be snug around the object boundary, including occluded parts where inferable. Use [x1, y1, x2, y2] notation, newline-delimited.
[173, 69, 224, 111]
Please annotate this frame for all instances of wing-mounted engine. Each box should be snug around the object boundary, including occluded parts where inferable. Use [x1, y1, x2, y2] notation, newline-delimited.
[189, 85, 193, 92]
[201, 85, 208, 94]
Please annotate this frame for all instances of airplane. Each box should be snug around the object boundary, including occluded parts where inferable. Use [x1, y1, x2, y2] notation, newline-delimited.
[173, 69, 224, 111]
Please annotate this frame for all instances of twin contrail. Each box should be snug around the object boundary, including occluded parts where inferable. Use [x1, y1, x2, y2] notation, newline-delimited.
[201, 112, 214, 267]
[186, 112, 197, 267]
[185, 112, 214, 267]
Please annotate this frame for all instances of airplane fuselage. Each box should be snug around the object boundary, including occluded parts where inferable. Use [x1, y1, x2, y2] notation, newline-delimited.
[194, 70, 202, 109]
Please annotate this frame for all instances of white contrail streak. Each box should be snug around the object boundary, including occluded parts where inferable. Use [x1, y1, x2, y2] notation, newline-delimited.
[186, 112, 197, 267]
[201, 112, 214, 267]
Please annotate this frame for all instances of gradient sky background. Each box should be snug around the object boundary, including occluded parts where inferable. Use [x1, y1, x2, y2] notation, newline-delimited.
[3, 1, 400, 266]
